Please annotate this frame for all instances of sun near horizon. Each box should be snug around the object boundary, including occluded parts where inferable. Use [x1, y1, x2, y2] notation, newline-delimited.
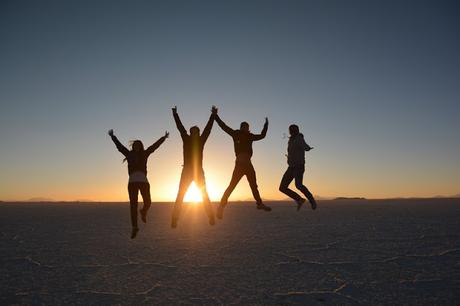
[183, 182, 204, 203]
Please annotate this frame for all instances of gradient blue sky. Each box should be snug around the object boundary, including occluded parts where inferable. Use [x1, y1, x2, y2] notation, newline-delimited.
[1, 0, 459, 201]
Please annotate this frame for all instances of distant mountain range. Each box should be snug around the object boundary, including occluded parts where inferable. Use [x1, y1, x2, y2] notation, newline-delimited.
[27, 197, 55, 202]
[334, 197, 367, 200]
[23, 197, 94, 203]
[393, 194, 460, 200]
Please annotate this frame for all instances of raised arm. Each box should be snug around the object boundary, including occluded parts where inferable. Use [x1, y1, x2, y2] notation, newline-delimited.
[172, 106, 187, 138]
[145, 131, 169, 155]
[108, 129, 129, 156]
[201, 110, 216, 143]
[251, 117, 269, 141]
[215, 114, 236, 136]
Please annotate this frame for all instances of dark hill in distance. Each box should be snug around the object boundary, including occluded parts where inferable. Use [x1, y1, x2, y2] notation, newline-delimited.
[27, 197, 54, 202]
[334, 197, 367, 201]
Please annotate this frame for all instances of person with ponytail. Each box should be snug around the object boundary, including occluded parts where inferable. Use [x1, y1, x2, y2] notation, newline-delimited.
[109, 129, 168, 238]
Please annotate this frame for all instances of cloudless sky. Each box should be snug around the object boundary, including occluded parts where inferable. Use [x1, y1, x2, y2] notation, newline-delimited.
[1, 0, 459, 201]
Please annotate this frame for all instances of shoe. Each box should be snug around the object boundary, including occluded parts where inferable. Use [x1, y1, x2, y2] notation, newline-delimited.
[140, 208, 147, 223]
[256, 203, 272, 211]
[296, 198, 306, 211]
[216, 204, 224, 220]
[131, 227, 139, 239]
[309, 198, 317, 210]
[209, 215, 216, 226]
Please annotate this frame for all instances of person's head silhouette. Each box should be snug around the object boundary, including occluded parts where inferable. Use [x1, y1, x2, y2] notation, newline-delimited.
[189, 126, 200, 137]
[289, 124, 299, 137]
[131, 140, 144, 152]
[240, 122, 250, 133]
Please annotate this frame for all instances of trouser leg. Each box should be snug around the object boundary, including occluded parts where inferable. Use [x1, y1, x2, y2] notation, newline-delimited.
[220, 163, 244, 206]
[174, 168, 192, 220]
[139, 182, 151, 212]
[196, 170, 214, 220]
[294, 166, 315, 203]
[245, 162, 263, 205]
[128, 183, 139, 228]
[279, 167, 302, 201]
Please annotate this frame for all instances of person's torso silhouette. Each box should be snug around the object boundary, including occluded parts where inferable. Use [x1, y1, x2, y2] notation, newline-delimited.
[181, 134, 206, 169]
[287, 133, 309, 167]
[173, 109, 214, 170]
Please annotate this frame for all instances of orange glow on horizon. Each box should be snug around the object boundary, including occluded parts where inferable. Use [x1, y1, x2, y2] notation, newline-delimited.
[183, 182, 202, 203]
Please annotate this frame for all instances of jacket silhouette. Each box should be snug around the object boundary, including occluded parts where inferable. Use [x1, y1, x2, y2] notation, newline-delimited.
[215, 116, 268, 157]
[111, 135, 166, 175]
[173, 110, 214, 169]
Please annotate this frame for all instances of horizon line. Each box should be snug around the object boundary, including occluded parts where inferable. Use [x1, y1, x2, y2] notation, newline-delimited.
[2, 195, 460, 203]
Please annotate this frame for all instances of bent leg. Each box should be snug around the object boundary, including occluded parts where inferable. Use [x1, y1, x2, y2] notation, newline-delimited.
[245, 163, 263, 205]
[139, 182, 151, 223]
[279, 167, 302, 201]
[128, 183, 139, 228]
[294, 166, 316, 204]
[220, 163, 244, 206]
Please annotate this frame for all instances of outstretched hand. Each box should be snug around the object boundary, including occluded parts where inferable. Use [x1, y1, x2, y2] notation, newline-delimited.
[108, 129, 114, 137]
[172, 106, 177, 114]
[211, 105, 218, 115]
[164, 131, 170, 139]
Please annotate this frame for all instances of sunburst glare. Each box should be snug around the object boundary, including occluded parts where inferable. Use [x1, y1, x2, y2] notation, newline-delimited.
[184, 182, 203, 203]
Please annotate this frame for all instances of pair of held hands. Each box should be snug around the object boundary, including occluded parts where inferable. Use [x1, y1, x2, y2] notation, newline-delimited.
[172, 105, 269, 126]
[108, 105, 268, 138]
[172, 105, 217, 116]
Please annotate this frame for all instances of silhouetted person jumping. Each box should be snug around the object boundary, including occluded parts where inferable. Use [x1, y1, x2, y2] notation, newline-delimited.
[171, 106, 216, 228]
[214, 108, 271, 220]
[108, 129, 168, 238]
[279, 124, 317, 210]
